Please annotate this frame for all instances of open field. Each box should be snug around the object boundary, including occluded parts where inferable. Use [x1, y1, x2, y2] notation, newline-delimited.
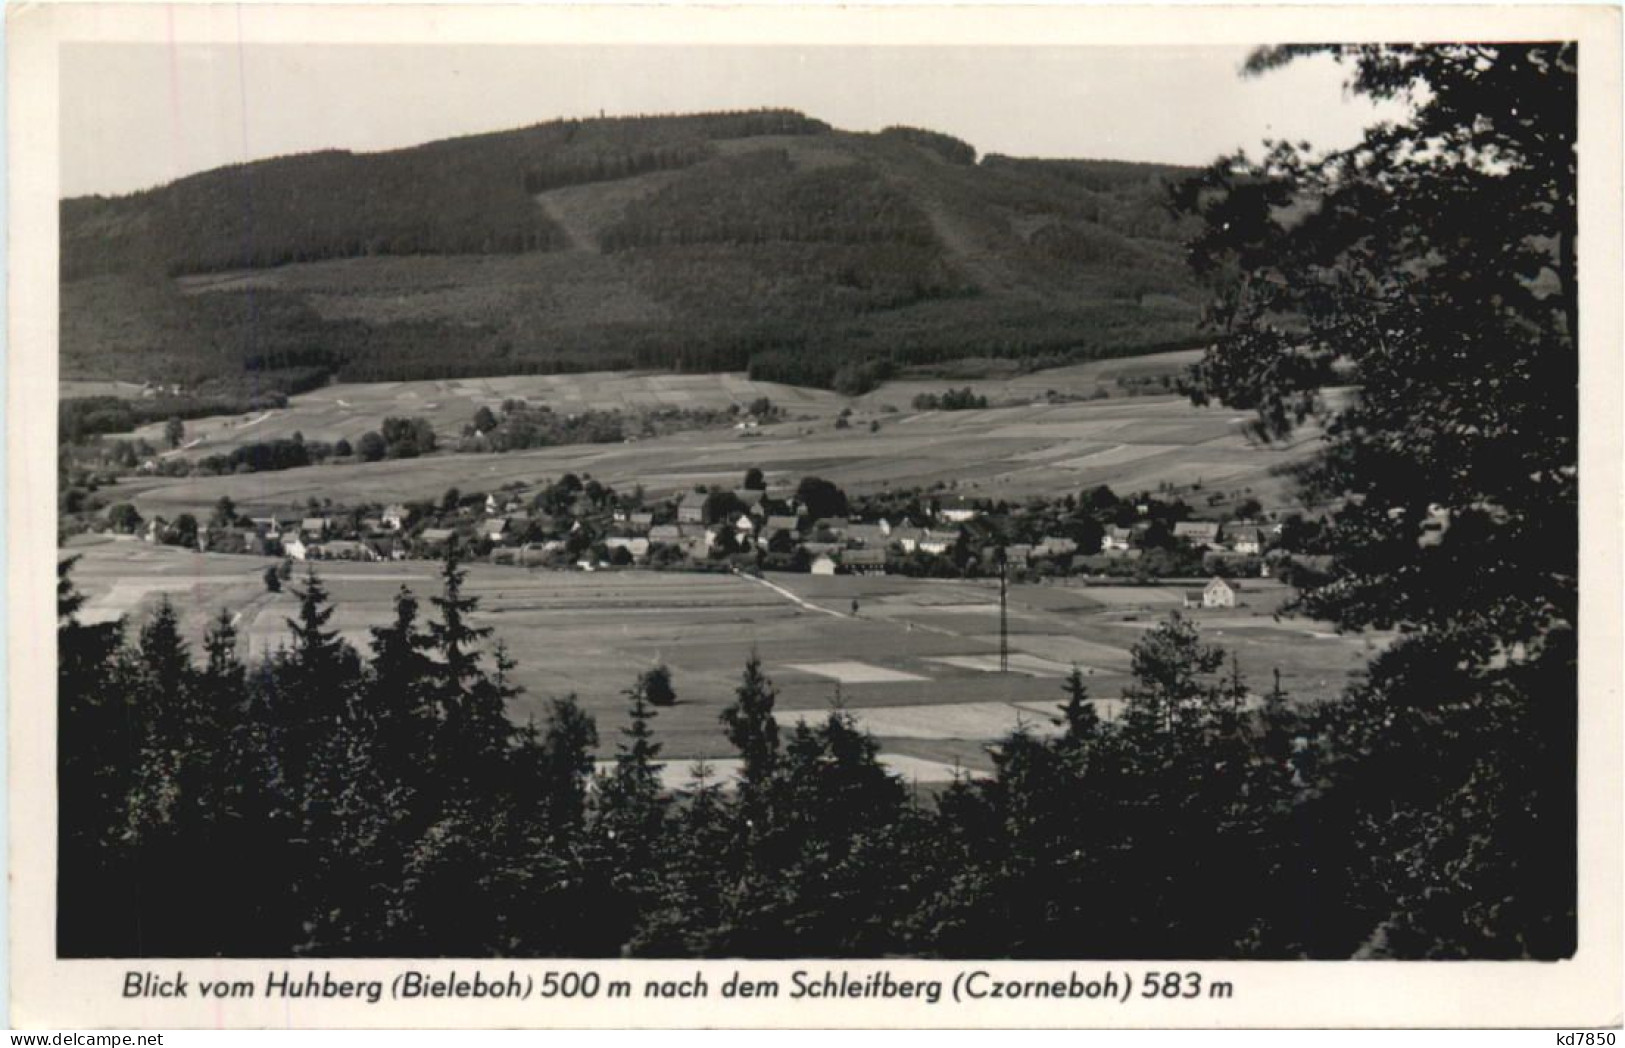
[101, 351, 1206, 456]
[62, 538, 1388, 776]
[108, 372, 1332, 520]
[108, 370, 845, 459]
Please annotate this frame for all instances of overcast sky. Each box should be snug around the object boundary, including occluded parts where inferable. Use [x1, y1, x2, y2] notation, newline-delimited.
[60, 43, 1404, 198]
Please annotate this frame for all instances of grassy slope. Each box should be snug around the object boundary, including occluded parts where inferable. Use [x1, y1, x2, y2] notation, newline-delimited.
[61, 112, 1205, 393]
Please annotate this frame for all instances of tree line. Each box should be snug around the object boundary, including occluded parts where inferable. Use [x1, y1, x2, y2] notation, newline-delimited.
[58, 540, 1568, 959]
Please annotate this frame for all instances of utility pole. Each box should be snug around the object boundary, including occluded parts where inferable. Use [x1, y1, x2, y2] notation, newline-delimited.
[998, 544, 1009, 674]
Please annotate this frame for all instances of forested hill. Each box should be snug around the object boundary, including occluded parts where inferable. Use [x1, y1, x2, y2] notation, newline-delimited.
[61, 109, 1204, 397]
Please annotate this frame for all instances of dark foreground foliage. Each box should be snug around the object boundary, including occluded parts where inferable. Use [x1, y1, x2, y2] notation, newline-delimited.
[1173, 44, 1577, 957]
[58, 542, 1571, 959]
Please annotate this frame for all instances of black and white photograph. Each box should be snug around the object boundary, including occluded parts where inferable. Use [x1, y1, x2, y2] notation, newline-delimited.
[10, 1, 1623, 1030]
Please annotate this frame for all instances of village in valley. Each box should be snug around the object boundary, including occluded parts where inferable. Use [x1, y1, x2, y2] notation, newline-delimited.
[58, 358, 1374, 786]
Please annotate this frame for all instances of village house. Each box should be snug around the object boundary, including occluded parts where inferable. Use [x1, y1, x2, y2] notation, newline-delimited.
[418, 527, 457, 552]
[282, 534, 309, 561]
[1227, 526, 1265, 555]
[844, 523, 888, 547]
[206, 527, 272, 556]
[649, 524, 683, 545]
[1173, 521, 1223, 549]
[810, 553, 839, 576]
[734, 513, 756, 535]
[1183, 577, 1238, 609]
[604, 536, 651, 561]
[481, 518, 511, 542]
[367, 538, 403, 562]
[764, 514, 801, 536]
[938, 499, 979, 524]
[301, 517, 330, 539]
[626, 511, 654, 533]
[985, 544, 1032, 568]
[890, 527, 925, 553]
[757, 527, 794, 551]
[317, 539, 373, 562]
[381, 504, 411, 532]
[677, 491, 709, 524]
[917, 530, 956, 556]
[1035, 535, 1079, 558]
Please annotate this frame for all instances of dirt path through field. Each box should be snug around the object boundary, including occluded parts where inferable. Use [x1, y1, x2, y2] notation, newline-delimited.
[734, 571, 848, 618]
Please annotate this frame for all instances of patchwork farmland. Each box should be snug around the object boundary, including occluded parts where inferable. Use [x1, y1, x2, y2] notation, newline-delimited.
[63, 537, 1387, 783]
[104, 356, 1336, 521]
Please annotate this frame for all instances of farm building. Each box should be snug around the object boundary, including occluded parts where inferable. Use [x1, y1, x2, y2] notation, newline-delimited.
[938, 499, 979, 523]
[842, 549, 889, 576]
[626, 512, 654, 533]
[649, 524, 683, 544]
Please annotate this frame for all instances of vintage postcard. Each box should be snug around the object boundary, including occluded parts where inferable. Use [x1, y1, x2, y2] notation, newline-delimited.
[8, 2, 1622, 1030]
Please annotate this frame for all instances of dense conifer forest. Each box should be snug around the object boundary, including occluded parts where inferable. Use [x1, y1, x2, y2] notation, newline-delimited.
[59, 109, 1205, 399]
